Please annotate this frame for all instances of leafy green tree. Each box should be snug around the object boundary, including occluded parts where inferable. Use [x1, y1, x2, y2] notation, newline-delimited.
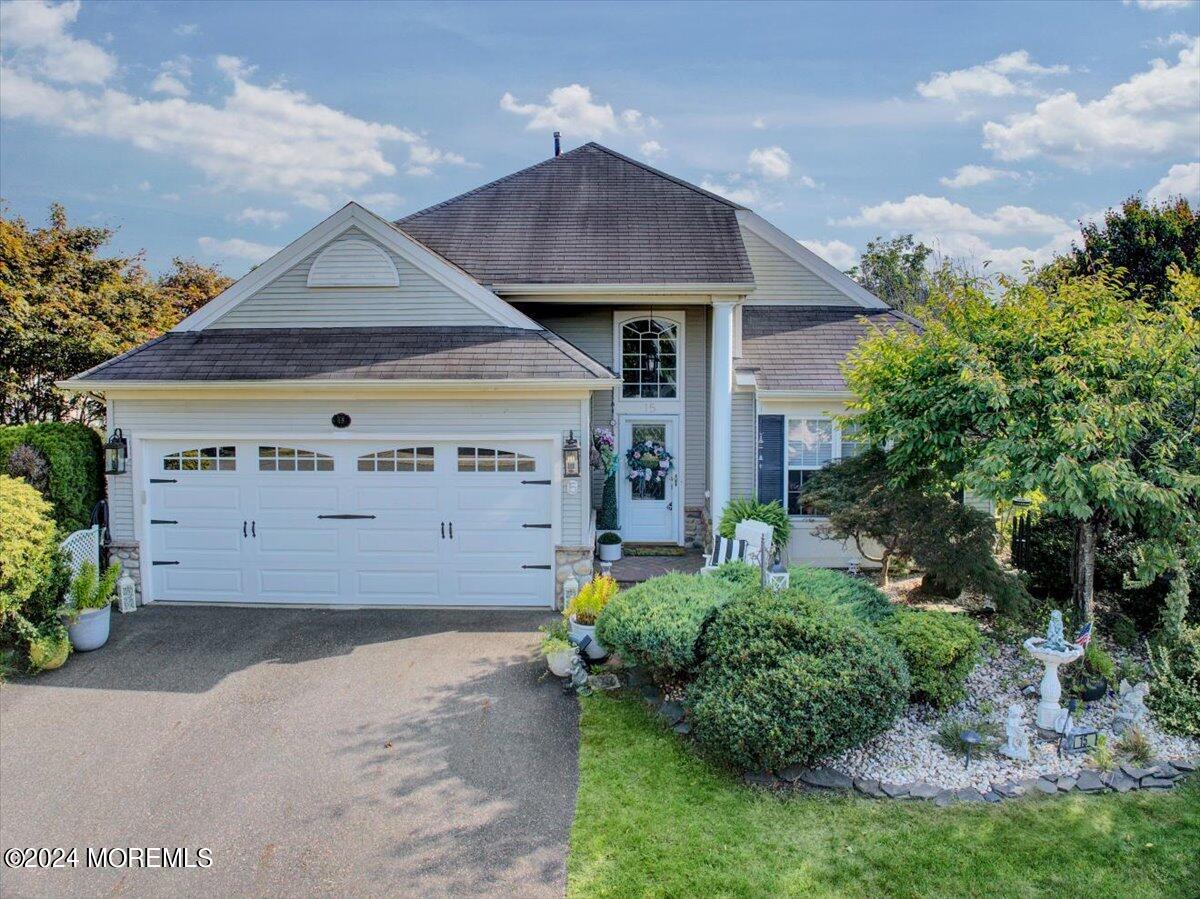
[845, 270, 1200, 623]
[847, 235, 935, 313]
[1, 205, 230, 423]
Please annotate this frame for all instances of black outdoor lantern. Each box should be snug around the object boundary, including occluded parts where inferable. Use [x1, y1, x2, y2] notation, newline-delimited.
[563, 431, 582, 478]
[104, 428, 128, 475]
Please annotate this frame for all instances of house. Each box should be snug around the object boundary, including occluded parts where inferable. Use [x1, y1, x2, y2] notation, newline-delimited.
[62, 142, 908, 609]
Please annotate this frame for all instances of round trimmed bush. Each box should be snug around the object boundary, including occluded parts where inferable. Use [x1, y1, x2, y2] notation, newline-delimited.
[785, 566, 894, 625]
[877, 608, 981, 708]
[687, 592, 909, 772]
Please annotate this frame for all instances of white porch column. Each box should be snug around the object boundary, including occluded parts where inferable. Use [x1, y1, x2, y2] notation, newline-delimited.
[709, 300, 737, 526]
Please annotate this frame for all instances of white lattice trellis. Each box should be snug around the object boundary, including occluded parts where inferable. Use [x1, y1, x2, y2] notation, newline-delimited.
[59, 525, 101, 578]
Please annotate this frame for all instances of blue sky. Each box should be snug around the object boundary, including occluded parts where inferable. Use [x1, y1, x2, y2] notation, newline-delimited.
[1, 0, 1198, 277]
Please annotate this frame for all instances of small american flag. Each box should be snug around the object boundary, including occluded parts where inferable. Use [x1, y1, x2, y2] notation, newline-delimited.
[1075, 622, 1092, 648]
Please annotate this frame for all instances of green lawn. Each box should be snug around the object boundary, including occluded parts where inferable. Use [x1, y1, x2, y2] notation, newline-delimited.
[569, 695, 1200, 898]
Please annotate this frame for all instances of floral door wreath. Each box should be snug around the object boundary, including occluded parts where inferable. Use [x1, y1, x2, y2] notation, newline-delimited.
[625, 439, 674, 484]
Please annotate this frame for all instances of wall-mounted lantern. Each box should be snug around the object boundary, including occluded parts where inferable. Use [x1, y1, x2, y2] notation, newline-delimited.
[104, 428, 128, 475]
[563, 431, 582, 478]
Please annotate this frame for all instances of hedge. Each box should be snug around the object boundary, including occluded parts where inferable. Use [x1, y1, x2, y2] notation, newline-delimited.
[785, 566, 894, 625]
[0, 475, 58, 619]
[687, 591, 910, 771]
[595, 571, 756, 679]
[877, 608, 981, 708]
[0, 422, 103, 532]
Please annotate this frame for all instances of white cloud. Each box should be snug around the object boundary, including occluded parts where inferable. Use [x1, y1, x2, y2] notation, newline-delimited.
[138, 180, 151, 191]
[0, 50, 468, 208]
[1148, 161, 1200, 202]
[359, 191, 406, 214]
[0, 0, 117, 84]
[233, 207, 288, 227]
[748, 146, 791, 180]
[700, 178, 760, 207]
[801, 238, 857, 270]
[151, 55, 191, 97]
[639, 140, 666, 159]
[500, 84, 655, 141]
[939, 164, 1021, 188]
[983, 37, 1200, 164]
[173, 22, 199, 36]
[752, 116, 766, 130]
[197, 236, 281, 261]
[1124, 0, 1194, 9]
[917, 50, 1068, 102]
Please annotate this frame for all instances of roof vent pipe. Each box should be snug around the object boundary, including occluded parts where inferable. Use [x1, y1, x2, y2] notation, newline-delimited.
[553, 131, 561, 157]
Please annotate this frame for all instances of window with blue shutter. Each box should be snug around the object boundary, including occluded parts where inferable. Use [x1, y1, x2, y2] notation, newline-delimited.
[757, 415, 784, 505]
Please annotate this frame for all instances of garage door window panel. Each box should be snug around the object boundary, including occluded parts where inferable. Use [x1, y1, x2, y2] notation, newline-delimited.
[163, 446, 236, 471]
[258, 446, 334, 472]
[457, 446, 535, 473]
[357, 447, 435, 472]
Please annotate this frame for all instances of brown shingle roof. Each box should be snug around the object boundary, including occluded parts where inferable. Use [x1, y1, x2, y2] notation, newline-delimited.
[738, 306, 913, 392]
[397, 143, 753, 286]
[69, 327, 615, 383]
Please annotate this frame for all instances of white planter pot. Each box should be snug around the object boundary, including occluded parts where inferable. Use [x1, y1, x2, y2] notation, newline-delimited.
[597, 541, 622, 562]
[569, 615, 606, 659]
[68, 604, 111, 652]
[546, 649, 574, 677]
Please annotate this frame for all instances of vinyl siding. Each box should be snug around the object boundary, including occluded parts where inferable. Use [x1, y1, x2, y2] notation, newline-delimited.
[211, 228, 499, 329]
[107, 395, 586, 546]
[730, 389, 756, 499]
[742, 229, 858, 307]
[519, 304, 709, 510]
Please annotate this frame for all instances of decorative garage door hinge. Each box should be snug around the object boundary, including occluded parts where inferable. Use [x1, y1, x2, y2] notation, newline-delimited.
[150, 519, 177, 525]
[521, 479, 551, 485]
[522, 564, 552, 570]
[150, 478, 177, 484]
[521, 523, 552, 529]
[152, 560, 180, 566]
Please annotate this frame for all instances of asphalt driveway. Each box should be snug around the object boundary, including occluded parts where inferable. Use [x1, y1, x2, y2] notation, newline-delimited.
[0, 606, 579, 898]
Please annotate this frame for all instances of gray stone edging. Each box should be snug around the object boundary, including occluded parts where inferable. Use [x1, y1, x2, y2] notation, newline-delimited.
[626, 668, 1197, 805]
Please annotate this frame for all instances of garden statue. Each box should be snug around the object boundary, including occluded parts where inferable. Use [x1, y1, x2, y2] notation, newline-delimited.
[567, 652, 591, 694]
[1113, 680, 1150, 734]
[1044, 610, 1069, 653]
[998, 704, 1030, 761]
[1023, 609, 1084, 731]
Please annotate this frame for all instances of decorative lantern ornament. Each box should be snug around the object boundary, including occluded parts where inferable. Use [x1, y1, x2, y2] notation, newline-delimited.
[563, 431, 582, 478]
[116, 570, 137, 613]
[104, 428, 128, 475]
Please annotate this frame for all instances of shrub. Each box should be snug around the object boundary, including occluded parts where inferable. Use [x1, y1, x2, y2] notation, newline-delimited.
[1147, 625, 1200, 738]
[709, 561, 761, 590]
[597, 531, 622, 545]
[0, 422, 103, 531]
[1073, 642, 1116, 694]
[785, 565, 894, 625]
[717, 498, 790, 552]
[566, 575, 618, 625]
[878, 608, 981, 708]
[0, 475, 58, 620]
[687, 592, 909, 771]
[596, 573, 754, 679]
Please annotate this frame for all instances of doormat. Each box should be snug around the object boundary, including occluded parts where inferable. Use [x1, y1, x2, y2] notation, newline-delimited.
[622, 545, 689, 557]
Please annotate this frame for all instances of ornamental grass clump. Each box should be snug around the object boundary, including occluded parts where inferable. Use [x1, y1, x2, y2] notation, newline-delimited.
[687, 592, 909, 772]
[878, 608, 982, 708]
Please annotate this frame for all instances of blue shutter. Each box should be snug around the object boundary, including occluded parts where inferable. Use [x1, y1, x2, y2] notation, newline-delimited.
[757, 415, 784, 506]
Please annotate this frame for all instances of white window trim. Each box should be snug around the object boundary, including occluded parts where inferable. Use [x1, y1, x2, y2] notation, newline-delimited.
[611, 310, 686, 412]
[783, 415, 859, 520]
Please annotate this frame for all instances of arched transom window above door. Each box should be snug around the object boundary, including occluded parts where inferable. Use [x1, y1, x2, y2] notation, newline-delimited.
[621, 318, 678, 399]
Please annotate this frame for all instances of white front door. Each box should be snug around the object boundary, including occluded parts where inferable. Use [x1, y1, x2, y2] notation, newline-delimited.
[619, 416, 679, 543]
[145, 440, 554, 606]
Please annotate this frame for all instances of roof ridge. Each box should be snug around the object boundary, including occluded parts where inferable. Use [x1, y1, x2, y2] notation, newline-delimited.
[581, 142, 745, 209]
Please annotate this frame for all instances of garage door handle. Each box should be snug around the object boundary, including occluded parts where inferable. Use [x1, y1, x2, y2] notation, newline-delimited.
[317, 514, 377, 520]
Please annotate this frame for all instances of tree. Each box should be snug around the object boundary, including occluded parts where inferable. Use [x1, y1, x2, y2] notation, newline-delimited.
[1058, 196, 1199, 308]
[801, 448, 1029, 609]
[847, 235, 935, 313]
[845, 269, 1200, 623]
[1, 205, 230, 423]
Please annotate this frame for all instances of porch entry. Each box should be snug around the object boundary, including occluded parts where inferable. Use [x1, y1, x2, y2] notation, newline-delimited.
[619, 415, 680, 543]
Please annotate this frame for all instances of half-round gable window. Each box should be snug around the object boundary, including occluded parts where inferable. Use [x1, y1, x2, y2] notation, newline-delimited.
[306, 238, 400, 288]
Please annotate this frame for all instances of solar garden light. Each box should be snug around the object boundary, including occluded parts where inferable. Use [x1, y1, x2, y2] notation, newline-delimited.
[104, 428, 128, 475]
[961, 729, 982, 769]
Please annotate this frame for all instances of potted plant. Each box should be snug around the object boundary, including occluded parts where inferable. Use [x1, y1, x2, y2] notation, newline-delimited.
[597, 530, 623, 562]
[566, 574, 618, 659]
[27, 622, 70, 671]
[64, 561, 120, 652]
[540, 620, 575, 677]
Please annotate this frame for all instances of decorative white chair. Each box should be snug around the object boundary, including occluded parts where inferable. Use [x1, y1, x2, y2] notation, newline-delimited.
[734, 519, 775, 567]
[701, 519, 775, 575]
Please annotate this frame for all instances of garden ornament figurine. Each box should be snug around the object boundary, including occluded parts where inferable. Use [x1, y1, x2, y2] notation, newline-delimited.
[1113, 680, 1150, 734]
[998, 704, 1030, 761]
[1023, 609, 1084, 731]
[567, 652, 591, 695]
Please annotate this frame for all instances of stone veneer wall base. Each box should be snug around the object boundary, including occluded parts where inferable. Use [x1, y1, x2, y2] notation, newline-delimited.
[106, 539, 142, 608]
[555, 545, 595, 610]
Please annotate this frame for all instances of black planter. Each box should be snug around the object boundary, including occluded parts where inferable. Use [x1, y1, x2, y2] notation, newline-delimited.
[1079, 678, 1109, 702]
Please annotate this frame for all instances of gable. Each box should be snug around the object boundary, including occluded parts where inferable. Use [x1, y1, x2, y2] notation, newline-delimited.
[738, 211, 887, 309]
[210, 228, 499, 329]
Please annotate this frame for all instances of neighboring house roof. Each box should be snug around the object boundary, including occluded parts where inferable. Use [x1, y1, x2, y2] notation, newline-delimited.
[397, 142, 754, 287]
[65, 327, 615, 385]
[737, 306, 913, 392]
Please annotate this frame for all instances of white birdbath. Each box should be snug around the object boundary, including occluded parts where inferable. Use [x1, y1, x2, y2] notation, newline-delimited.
[1023, 637, 1084, 731]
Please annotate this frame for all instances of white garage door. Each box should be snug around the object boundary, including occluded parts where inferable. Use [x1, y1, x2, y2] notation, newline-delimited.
[145, 440, 555, 606]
